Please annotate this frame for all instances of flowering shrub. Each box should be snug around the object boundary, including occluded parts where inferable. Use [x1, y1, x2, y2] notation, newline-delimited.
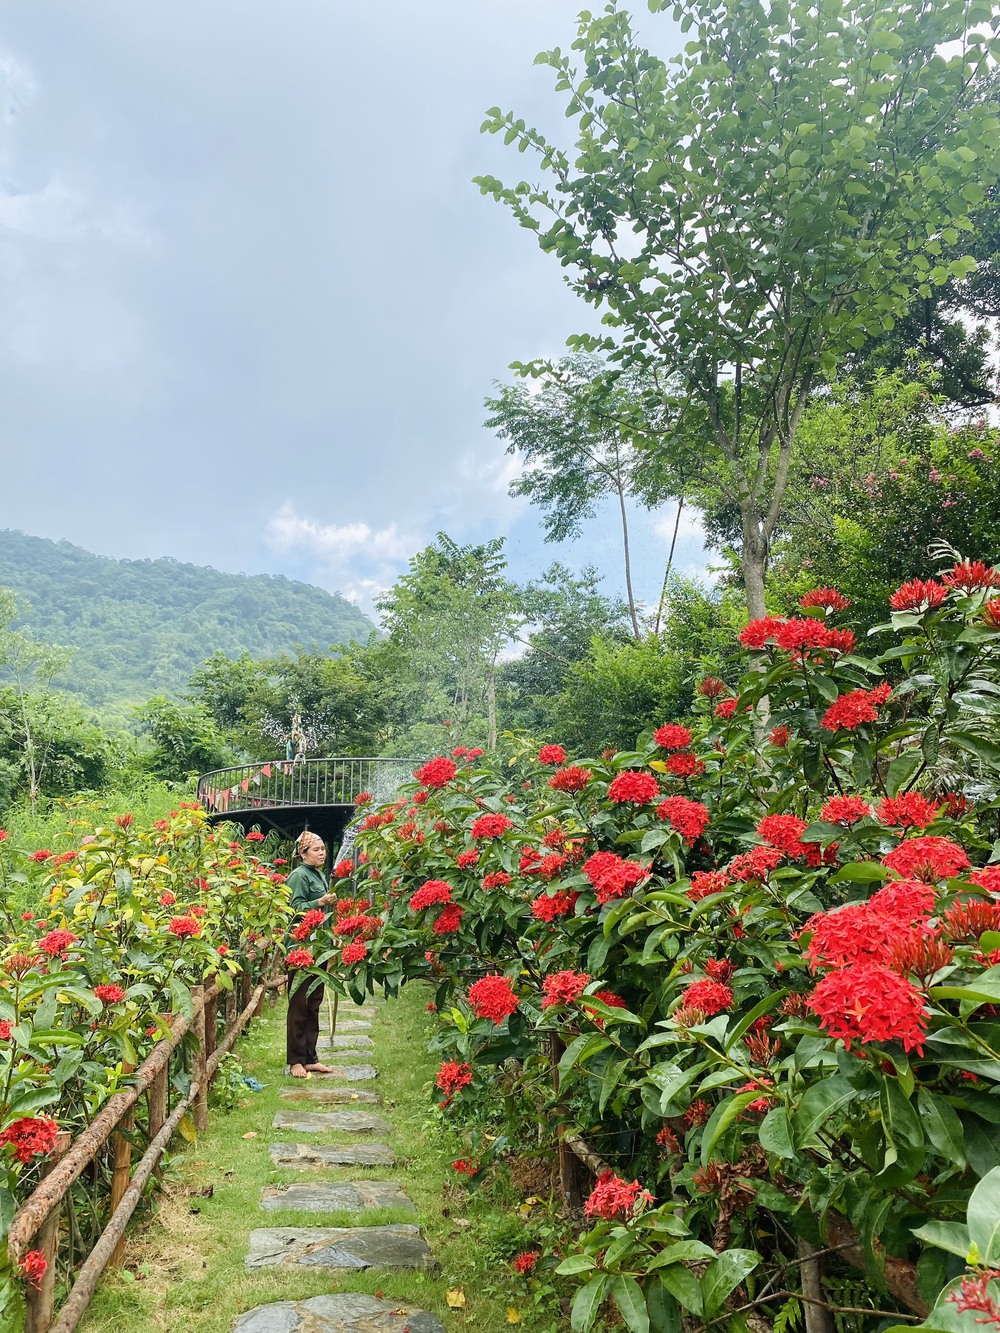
[323, 566, 1000, 1332]
[0, 806, 290, 1319]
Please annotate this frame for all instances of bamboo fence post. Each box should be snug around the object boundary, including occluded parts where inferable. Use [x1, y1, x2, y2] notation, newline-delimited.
[108, 1064, 136, 1269]
[191, 986, 208, 1133]
[24, 1130, 72, 1333]
[204, 975, 218, 1068]
[548, 1033, 582, 1209]
[225, 983, 237, 1032]
[147, 1012, 171, 1178]
[240, 969, 252, 1020]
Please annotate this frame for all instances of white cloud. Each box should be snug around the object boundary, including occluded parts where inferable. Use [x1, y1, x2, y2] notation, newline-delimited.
[265, 502, 416, 564]
[652, 505, 706, 547]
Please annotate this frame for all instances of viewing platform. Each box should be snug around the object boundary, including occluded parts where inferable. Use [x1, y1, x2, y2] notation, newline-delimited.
[196, 756, 417, 847]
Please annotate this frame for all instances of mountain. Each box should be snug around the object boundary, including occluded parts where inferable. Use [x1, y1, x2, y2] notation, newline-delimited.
[0, 530, 376, 708]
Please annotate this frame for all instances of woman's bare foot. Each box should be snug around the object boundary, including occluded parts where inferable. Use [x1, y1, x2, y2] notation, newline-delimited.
[289, 1063, 309, 1078]
[305, 1062, 336, 1074]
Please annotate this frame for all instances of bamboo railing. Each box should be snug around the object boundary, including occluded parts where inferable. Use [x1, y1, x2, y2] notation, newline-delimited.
[8, 956, 285, 1333]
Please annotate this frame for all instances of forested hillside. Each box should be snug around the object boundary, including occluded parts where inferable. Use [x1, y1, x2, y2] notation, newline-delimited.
[0, 530, 375, 706]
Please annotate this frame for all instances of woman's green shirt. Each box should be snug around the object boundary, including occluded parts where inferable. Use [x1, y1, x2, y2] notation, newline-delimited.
[286, 863, 328, 917]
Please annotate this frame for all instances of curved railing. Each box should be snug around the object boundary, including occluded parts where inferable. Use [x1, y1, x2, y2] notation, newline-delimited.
[196, 756, 419, 816]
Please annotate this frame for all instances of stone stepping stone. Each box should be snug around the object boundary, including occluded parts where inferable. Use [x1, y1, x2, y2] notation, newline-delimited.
[268, 1140, 395, 1168]
[273, 1108, 391, 1135]
[280, 1086, 380, 1105]
[293, 1064, 377, 1081]
[232, 1292, 444, 1332]
[310, 1052, 376, 1069]
[332, 1019, 372, 1033]
[319, 1033, 375, 1050]
[245, 1224, 435, 1273]
[260, 1180, 414, 1213]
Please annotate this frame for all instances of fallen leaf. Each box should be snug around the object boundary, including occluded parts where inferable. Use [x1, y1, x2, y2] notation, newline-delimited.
[446, 1288, 467, 1309]
[242, 1131, 257, 1140]
[507, 1309, 522, 1324]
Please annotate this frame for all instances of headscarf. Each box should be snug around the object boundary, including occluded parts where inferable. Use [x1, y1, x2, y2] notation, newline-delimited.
[296, 830, 325, 858]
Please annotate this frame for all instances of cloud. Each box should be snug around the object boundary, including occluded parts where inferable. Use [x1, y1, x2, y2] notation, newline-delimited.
[265, 503, 416, 564]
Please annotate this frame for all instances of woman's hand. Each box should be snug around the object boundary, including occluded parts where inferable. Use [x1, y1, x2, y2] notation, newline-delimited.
[318, 892, 337, 906]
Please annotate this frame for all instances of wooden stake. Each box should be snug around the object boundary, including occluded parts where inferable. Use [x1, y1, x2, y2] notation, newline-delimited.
[191, 986, 208, 1133]
[203, 975, 218, 1067]
[108, 1066, 136, 1270]
[548, 1033, 582, 1209]
[24, 1130, 72, 1333]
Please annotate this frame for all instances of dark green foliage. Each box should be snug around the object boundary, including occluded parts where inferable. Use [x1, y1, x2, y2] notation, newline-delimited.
[133, 695, 234, 781]
[0, 530, 375, 707]
[0, 687, 113, 807]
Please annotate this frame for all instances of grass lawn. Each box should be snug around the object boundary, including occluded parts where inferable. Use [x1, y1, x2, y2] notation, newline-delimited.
[79, 982, 557, 1333]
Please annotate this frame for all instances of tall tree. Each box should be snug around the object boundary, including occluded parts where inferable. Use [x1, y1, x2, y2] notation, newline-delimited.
[0, 590, 74, 811]
[476, 0, 1000, 617]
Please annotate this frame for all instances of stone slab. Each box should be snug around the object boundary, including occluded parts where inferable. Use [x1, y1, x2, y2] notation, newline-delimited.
[290, 1064, 377, 1082]
[245, 1224, 435, 1273]
[280, 1086, 380, 1105]
[333, 1019, 372, 1033]
[272, 1109, 392, 1135]
[268, 1140, 395, 1168]
[319, 1033, 375, 1050]
[312, 1049, 376, 1065]
[260, 1181, 414, 1213]
[232, 1292, 444, 1333]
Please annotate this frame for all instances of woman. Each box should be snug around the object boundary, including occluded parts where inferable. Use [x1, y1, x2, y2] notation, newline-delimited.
[285, 830, 338, 1077]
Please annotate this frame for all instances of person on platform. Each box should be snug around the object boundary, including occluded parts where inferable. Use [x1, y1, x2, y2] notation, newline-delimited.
[285, 830, 337, 1077]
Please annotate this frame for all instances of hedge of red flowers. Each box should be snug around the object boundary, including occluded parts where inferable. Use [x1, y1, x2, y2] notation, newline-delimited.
[299, 563, 1000, 1333]
[0, 806, 290, 1319]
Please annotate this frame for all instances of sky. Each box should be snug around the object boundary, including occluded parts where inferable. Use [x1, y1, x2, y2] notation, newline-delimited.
[0, 0, 709, 624]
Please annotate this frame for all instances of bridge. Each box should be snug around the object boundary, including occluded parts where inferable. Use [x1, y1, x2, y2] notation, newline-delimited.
[196, 756, 418, 848]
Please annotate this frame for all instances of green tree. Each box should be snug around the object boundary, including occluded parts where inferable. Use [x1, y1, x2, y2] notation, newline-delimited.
[134, 696, 233, 782]
[477, 0, 1000, 618]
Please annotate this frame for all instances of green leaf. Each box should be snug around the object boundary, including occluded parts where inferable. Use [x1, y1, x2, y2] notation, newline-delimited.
[886, 750, 921, 797]
[911, 1220, 971, 1259]
[917, 1089, 966, 1169]
[556, 1254, 597, 1276]
[701, 1092, 759, 1166]
[951, 731, 1000, 772]
[657, 1264, 703, 1316]
[611, 1275, 650, 1333]
[701, 1250, 760, 1318]
[794, 1075, 857, 1146]
[570, 1273, 610, 1331]
[725, 990, 786, 1052]
[967, 1165, 1000, 1265]
[758, 1107, 795, 1159]
[829, 862, 889, 884]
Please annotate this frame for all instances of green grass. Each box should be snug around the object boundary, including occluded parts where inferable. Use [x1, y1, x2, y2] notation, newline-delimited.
[79, 983, 557, 1333]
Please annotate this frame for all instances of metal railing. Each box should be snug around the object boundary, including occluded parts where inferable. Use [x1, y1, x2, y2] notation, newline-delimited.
[196, 756, 419, 816]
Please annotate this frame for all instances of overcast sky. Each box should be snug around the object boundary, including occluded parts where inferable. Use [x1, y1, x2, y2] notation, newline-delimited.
[0, 0, 707, 621]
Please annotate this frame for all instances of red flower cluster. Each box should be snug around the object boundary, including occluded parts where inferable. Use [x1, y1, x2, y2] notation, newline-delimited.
[482, 870, 511, 890]
[341, 941, 368, 964]
[159, 890, 177, 907]
[0, 1117, 59, 1163]
[410, 880, 453, 911]
[656, 796, 710, 843]
[286, 948, 314, 968]
[890, 578, 947, 612]
[665, 750, 705, 776]
[468, 974, 519, 1023]
[0, 1020, 11, 1040]
[653, 723, 692, 751]
[769, 725, 790, 747]
[729, 846, 782, 882]
[456, 849, 479, 869]
[168, 916, 201, 938]
[532, 890, 578, 921]
[38, 929, 78, 956]
[678, 978, 733, 1018]
[739, 615, 854, 658]
[512, 1251, 540, 1276]
[801, 902, 900, 970]
[970, 865, 1000, 894]
[882, 835, 970, 882]
[714, 698, 738, 720]
[584, 1171, 653, 1220]
[333, 858, 354, 878]
[436, 1060, 473, 1101]
[942, 560, 1000, 592]
[94, 983, 126, 1005]
[583, 851, 650, 905]
[942, 898, 1000, 941]
[20, 1249, 47, 1288]
[876, 792, 939, 830]
[687, 869, 731, 901]
[799, 587, 851, 612]
[820, 685, 890, 732]
[541, 969, 590, 1009]
[704, 958, 735, 982]
[820, 795, 870, 825]
[355, 790, 373, 806]
[697, 676, 727, 698]
[29, 850, 53, 863]
[537, 744, 567, 765]
[414, 756, 457, 789]
[808, 963, 928, 1053]
[607, 770, 660, 804]
[291, 908, 327, 941]
[548, 765, 592, 792]
[537, 850, 568, 881]
[470, 813, 513, 840]
[948, 1269, 1000, 1324]
[757, 814, 808, 857]
[983, 597, 1000, 630]
[451, 1157, 480, 1176]
[432, 904, 464, 934]
[245, 830, 264, 842]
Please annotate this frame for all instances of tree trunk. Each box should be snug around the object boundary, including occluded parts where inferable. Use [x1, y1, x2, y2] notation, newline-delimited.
[741, 509, 768, 621]
[617, 484, 642, 639]
[654, 496, 685, 637]
[486, 668, 498, 751]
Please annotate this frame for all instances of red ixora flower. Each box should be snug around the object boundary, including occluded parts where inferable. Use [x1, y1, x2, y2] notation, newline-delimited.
[29, 850, 53, 863]
[584, 1171, 653, 1220]
[470, 813, 513, 840]
[468, 974, 519, 1023]
[808, 963, 928, 1053]
[482, 870, 511, 890]
[38, 929, 78, 957]
[245, 830, 265, 842]
[697, 676, 727, 698]
[820, 685, 890, 732]
[757, 814, 808, 858]
[541, 970, 590, 1009]
[820, 795, 870, 825]
[512, 1251, 540, 1276]
[531, 890, 578, 921]
[882, 835, 970, 882]
[548, 765, 592, 792]
[653, 724, 692, 751]
[982, 597, 1000, 630]
[942, 560, 1000, 593]
[876, 792, 940, 830]
[432, 903, 464, 934]
[286, 947, 314, 969]
[451, 1157, 480, 1176]
[799, 587, 851, 612]
[769, 725, 790, 748]
[678, 978, 733, 1017]
[0, 1020, 12, 1040]
[456, 849, 479, 869]
[436, 1060, 473, 1102]
[537, 744, 567, 765]
[729, 846, 782, 882]
[738, 616, 787, 649]
[410, 879, 453, 911]
[656, 796, 710, 844]
[20, 1250, 47, 1289]
[341, 941, 368, 965]
[665, 750, 705, 776]
[890, 578, 947, 612]
[607, 770, 660, 804]
[414, 756, 457, 789]
[168, 916, 201, 938]
[94, 983, 126, 1005]
[583, 851, 650, 905]
[687, 869, 731, 901]
[0, 1116, 59, 1163]
[354, 790, 373, 806]
[714, 698, 738, 720]
[948, 1269, 1000, 1325]
[334, 858, 354, 878]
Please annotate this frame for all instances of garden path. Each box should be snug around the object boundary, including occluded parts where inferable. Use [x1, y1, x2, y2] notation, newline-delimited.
[232, 995, 446, 1333]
